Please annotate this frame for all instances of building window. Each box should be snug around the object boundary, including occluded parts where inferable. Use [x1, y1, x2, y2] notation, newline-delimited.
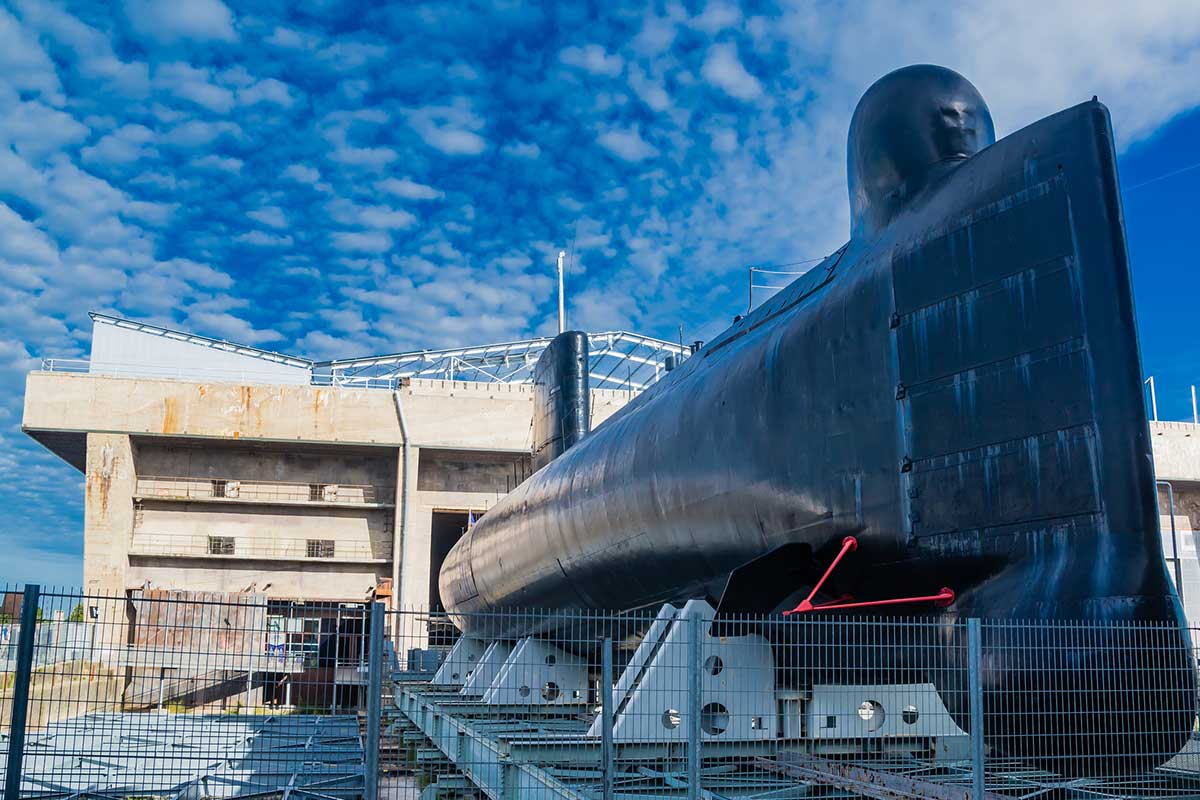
[306, 539, 335, 558]
[308, 483, 325, 501]
[211, 479, 227, 498]
[208, 536, 235, 555]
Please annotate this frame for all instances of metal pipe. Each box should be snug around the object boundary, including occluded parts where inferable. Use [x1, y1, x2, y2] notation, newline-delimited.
[968, 618, 985, 800]
[687, 613, 701, 800]
[557, 250, 566, 333]
[1192, 384, 1197, 424]
[1158, 480, 1184, 603]
[600, 636, 614, 800]
[1146, 375, 1158, 421]
[6, 584, 40, 800]
[392, 390, 413, 613]
[364, 601, 384, 800]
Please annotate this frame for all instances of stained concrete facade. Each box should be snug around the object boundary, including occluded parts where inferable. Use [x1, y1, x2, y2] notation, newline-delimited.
[1150, 421, 1200, 624]
[23, 370, 633, 609]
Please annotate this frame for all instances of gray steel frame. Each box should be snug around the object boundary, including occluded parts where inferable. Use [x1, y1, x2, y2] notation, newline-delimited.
[315, 331, 688, 391]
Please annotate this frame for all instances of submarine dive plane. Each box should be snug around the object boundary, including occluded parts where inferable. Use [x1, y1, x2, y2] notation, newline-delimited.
[438, 65, 1196, 769]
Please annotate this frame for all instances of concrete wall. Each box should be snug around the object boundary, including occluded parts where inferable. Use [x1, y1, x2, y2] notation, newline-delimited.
[131, 502, 393, 560]
[418, 449, 531, 495]
[1151, 421, 1200, 531]
[24, 372, 633, 451]
[127, 556, 387, 600]
[24, 371, 635, 610]
[90, 320, 310, 385]
[134, 441, 397, 493]
[1152, 421, 1200, 481]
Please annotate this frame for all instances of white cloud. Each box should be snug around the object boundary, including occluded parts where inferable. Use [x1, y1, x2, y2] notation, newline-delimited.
[560, 44, 624, 77]
[701, 42, 762, 101]
[377, 177, 444, 200]
[597, 125, 659, 161]
[236, 230, 294, 247]
[330, 145, 398, 168]
[0, 96, 88, 161]
[247, 206, 288, 228]
[628, 67, 672, 112]
[317, 40, 388, 71]
[154, 62, 237, 113]
[0, 8, 63, 102]
[171, 258, 233, 289]
[403, 102, 488, 155]
[160, 119, 240, 147]
[692, 1, 742, 33]
[124, 0, 236, 44]
[266, 26, 322, 50]
[330, 230, 393, 253]
[238, 77, 296, 107]
[191, 154, 243, 172]
[13, 0, 150, 97]
[123, 199, 176, 227]
[360, 206, 417, 229]
[501, 141, 541, 159]
[283, 164, 321, 183]
[327, 199, 416, 230]
[185, 311, 283, 344]
[0, 203, 59, 270]
[80, 123, 157, 166]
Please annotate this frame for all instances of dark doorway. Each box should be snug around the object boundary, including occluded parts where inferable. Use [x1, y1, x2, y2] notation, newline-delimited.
[430, 511, 471, 611]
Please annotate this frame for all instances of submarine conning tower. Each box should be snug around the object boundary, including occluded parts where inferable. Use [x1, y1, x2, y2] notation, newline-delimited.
[848, 64, 995, 237]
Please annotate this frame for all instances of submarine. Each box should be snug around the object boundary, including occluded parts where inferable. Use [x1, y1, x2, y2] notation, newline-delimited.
[439, 65, 1196, 768]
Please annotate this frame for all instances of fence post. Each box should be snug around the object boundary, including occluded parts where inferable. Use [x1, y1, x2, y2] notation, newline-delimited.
[600, 636, 614, 800]
[5, 584, 40, 800]
[364, 601, 385, 800]
[687, 612, 701, 800]
[968, 618, 985, 800]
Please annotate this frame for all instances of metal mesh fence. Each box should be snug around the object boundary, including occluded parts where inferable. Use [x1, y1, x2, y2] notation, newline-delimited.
[1, 586, 1199, 799]
[0, 585, 380, 798]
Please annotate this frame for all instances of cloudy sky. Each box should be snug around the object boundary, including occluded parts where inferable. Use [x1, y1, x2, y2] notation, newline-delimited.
[2, 0, 1200, 585]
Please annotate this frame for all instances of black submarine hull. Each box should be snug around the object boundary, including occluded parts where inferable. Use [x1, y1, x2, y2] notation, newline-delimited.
[440, 88, 1194, 767]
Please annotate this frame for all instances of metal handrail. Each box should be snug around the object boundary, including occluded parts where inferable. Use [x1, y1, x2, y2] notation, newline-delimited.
[39, 358, 321, 387]
[128, 531, 391, 561]
[135, 475, 396, 505]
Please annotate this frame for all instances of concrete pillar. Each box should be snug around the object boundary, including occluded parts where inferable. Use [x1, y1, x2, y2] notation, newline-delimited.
[84, 432, 137, 665]
[400, 507, 433, 611]
[84, 433, 136, 595]
[391, 445, 421, 612]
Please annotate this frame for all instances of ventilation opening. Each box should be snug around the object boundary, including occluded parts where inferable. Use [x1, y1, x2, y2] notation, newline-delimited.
[208, 536, 235, 555]
[306, 539, 335, 559]
[858, 700, 886, 732]
[700, 702, 729, 735]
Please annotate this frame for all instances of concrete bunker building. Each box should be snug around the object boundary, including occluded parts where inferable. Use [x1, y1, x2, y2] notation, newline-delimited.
[22, 313, 687, 613]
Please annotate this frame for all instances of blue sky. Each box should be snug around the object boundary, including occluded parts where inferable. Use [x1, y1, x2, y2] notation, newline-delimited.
[2, 0, 1199, 585]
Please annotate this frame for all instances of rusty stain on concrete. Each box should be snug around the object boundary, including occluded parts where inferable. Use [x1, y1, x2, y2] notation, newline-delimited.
[92, 441, 115, 519]
[162, 397, 179, 434]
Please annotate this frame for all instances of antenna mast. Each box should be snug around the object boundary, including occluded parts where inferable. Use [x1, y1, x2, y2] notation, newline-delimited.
[557, 250, 566, 333]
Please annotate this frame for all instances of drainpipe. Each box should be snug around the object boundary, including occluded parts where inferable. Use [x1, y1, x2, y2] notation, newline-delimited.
[1158, 480, 1184, 605]
[392, 387, 413, 614]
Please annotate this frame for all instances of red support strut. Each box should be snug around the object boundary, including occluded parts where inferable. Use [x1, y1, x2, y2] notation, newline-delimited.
[782, 535, 955, 616]
[782, 536, 857, 615]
